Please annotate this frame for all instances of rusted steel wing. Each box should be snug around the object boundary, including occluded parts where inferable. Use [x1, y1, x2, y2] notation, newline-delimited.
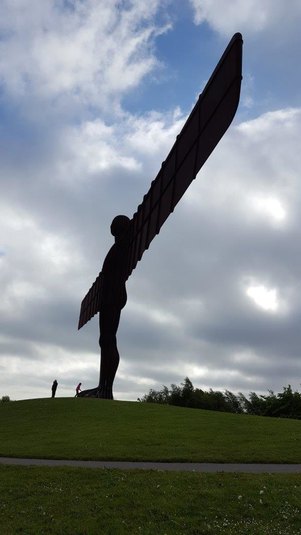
[78, 272, 102, 329]
[78, 33, 243, 330]
[125, 32, 242, 279]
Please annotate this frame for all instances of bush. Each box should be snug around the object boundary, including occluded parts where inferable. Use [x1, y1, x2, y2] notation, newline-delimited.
[1, 395, 10, 403]
[138, 379, 301, 419]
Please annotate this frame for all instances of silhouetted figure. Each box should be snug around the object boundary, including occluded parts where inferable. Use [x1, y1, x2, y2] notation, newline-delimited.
[79, 215, 131, 399]
[51, 380, 58, 398]
[75, 382, 82, 396]
[78, 34, 243, 402]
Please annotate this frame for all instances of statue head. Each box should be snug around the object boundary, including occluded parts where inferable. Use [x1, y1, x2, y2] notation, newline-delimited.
[110, 215, 131, 238]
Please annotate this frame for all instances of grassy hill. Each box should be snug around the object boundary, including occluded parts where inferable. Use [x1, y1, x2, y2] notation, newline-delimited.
[1, 398, 301, 534]
[1, 397, 300, 462]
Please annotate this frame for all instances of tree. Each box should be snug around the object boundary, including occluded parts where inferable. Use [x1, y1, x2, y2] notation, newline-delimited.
[138, 379, 301, 419]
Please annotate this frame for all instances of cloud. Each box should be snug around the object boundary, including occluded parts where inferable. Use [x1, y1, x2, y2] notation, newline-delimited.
[2, 103, 301, 399]
[186, 2, 301, 122]
[122, 106, 301, 394]
[189, 0, 301, 37]
[1, 2, 301, 401]
[0, 0, 170, 110]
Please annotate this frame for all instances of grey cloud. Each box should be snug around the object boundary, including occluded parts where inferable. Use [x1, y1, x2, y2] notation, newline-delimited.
[2, 4, 301, 401]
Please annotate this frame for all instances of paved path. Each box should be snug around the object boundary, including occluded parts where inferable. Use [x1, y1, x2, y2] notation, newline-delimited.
[1, 457, 301, 473]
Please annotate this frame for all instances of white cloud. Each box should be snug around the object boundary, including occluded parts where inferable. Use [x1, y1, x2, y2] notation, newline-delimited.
[0, 103, 301, 399]
[185, 108, 301, 231]
[0, 203, 83, 316]
[250, 196, 286, 224]
[2, 101, 301, 400]
[0, 0, 170, 108]
[2, 2, 301, 401]
[56, 108, 185, 189]
[189, 0, 301, 36]
[246, 284, 279, 312]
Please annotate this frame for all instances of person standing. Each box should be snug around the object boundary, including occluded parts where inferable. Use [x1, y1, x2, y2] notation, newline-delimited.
[51, 380, 58, 398]
[75, 382, 82, 396]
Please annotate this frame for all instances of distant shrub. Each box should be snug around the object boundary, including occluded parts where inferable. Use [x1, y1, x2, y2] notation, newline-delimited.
[139, 379, 301, 419]
[1, 395, 10, 402]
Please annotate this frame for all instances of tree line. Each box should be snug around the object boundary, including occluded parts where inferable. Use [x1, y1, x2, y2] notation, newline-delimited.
[138, 377, 301, 419]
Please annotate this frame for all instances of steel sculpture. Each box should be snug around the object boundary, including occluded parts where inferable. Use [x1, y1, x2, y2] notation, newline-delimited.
[78, 33, 243, 399]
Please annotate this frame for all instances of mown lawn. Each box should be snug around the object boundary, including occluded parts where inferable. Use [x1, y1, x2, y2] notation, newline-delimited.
[1, 465, 301, 535]
[1, 399, 301, 534]
[0, 398, 301, 462]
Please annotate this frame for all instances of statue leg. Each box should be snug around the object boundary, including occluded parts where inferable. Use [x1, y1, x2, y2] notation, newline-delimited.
[98, 306, 121, 399]
[78, 297, 125, 399]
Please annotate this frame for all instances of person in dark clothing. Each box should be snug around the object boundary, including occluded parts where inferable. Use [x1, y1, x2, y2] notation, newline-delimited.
[51, 380, 58, 398]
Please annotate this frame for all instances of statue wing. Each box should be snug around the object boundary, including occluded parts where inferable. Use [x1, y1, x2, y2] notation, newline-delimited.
[78, 272, 102, 329]
[78, 33, 242, 330]
[125, 33, 243, 280]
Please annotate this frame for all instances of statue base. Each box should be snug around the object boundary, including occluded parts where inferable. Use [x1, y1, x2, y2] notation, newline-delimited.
[77, 387, 113, 400]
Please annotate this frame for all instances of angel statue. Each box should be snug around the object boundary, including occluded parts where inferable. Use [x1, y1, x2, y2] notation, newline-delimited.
[78, 33, 242, 398]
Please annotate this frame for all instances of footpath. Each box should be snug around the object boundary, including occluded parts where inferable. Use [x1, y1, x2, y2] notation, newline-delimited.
[1, 457, 301, 473]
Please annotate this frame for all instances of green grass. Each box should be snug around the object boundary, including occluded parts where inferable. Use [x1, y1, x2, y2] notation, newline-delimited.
[1, 465, 301, 534]
[0, 398, 301, 462]
[1, 399, 301, 534]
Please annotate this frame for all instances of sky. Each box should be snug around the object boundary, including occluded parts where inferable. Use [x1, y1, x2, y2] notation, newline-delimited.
[1, 0, 301, 401]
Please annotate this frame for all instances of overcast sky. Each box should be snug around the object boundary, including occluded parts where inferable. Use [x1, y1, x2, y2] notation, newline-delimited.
[1, 0, 301, 401]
